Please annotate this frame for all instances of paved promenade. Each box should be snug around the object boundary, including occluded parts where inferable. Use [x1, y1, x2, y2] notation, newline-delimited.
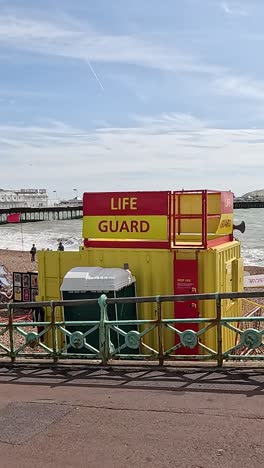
[0, 364, 263, 467]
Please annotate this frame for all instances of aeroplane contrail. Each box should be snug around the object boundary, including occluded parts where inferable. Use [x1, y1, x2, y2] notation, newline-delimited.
[87, 61, 104, 90]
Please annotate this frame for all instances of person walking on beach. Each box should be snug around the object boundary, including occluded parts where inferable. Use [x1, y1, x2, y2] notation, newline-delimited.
[30, 244, 37, 262]
[58, 241, 64, 251]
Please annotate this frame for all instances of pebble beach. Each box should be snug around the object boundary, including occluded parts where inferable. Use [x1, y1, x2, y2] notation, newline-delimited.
[0, 250, 39, 353]
[0, 249, 37, 275]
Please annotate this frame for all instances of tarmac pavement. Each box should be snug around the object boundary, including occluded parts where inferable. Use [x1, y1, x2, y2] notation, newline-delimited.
[0, 364, 263, 467]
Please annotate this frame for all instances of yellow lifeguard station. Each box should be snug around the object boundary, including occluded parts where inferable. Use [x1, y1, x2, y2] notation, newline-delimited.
[37, 190, 243, 354]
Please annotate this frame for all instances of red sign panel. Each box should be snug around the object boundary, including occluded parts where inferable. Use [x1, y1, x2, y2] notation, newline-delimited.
[7, 213, 21, 223]
[221, 191, 234, 214]
[83, 191, 169, 216]
[174, 257, 199, 355]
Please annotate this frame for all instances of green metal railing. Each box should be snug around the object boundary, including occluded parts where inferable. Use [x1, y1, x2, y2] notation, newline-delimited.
[0, 291, 263, 365]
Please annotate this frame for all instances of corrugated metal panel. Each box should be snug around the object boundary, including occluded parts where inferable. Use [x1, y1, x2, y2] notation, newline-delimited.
[84, 248, 174, 352]
[38, 250, 89, 349]
[37, 249, 174, 351]
[174, 242, 242, 353]
[37, 241, 243, 354]
[197, 241, 243, 352]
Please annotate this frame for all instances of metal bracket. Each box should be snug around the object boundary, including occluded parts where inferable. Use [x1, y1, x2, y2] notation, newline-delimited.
[125, 330, 141, 350]
[70, 331, 84, 349]
[240, 329, 262, 349]
[180, 330, 198, 349]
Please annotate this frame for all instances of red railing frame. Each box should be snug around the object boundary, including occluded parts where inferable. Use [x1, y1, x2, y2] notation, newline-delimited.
[170, 189, 233, 250]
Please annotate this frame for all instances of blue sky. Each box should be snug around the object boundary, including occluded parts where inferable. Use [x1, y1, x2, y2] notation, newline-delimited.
[0, 0, 264, 198]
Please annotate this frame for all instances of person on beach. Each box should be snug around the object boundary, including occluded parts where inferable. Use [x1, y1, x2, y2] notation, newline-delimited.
[31, 306, 45, 342]
[58, 242, 64, 251]
[30, 244, 37, 262]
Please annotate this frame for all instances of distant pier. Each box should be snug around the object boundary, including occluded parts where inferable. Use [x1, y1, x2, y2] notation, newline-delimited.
[1, 200, 262, 224]
[0, 205, 83, 225]
[234, 200, 264, 209]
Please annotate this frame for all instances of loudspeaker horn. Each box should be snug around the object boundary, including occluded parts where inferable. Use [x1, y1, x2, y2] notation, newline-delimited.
[233, 221, 246, 233]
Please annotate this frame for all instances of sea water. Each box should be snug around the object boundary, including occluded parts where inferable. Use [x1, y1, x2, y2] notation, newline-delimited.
[0, 209, 263, 266]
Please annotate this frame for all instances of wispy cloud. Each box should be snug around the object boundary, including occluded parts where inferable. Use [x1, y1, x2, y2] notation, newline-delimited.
[220, 1, 248, 17]
[1, 113, 264, 196]
[0, 13, 223, 76]
[214, 74, 264, 100]
[0, 11, 262, 105]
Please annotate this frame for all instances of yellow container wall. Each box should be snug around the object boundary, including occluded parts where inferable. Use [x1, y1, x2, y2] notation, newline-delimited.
[38, 251, 86, 301]
[198, 241, 243, 353]
[175, 218, 220, 235]
[37, 249, 175, 352]
[86, 248, 175, 352]
[170, 241, 243, 353]
[175, 192, 222, 215]
[37, 241, 243, 356]
[38, 250, 91, 348]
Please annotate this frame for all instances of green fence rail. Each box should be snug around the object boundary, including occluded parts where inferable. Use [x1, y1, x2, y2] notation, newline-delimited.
[0, 291, 263, 365]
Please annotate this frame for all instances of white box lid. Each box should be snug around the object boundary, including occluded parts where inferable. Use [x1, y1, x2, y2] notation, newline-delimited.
[60, 266, 135, 292]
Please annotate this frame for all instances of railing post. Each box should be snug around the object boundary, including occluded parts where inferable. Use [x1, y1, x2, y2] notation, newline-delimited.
[51, 301, 58, 364]
[156, 296, 164, 366]
[8, 303, 15, 363]
[98, 294, 108, 365]
[216, 296, 223, 367]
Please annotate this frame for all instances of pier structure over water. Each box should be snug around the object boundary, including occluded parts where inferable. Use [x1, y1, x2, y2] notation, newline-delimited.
[0, 199, 262, 224]
[0, 204, 83, 225]
[234, 200, 264, 209]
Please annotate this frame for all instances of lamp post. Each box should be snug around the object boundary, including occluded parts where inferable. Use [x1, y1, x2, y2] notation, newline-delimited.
[73, 188, 78, 202]
[53, 190, 57, 206]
